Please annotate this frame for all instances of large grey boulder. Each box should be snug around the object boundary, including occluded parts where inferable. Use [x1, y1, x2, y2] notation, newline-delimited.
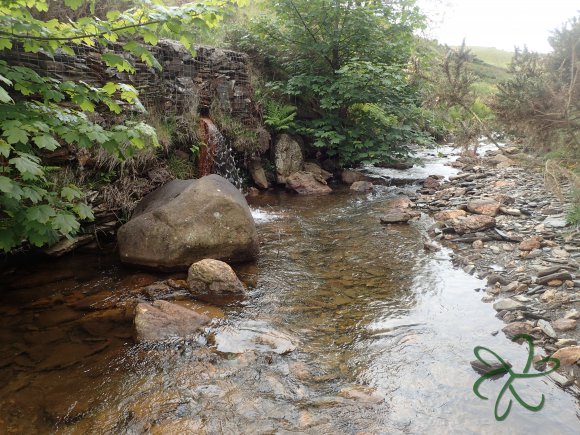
[274, 134, 303, 184]
[118, 175, 258, 270]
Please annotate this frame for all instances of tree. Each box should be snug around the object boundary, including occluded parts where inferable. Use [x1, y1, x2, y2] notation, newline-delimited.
[418, 41, 496, 153]
[494, 16, 580, 155]
[242, 0, 428, 165]
[0, 0, 241, 252]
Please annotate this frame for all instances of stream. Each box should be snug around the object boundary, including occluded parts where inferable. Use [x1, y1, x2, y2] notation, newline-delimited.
[1, 149, 579, 434]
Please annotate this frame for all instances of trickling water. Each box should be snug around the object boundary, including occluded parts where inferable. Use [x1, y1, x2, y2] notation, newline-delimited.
[199, 117, 244, 190]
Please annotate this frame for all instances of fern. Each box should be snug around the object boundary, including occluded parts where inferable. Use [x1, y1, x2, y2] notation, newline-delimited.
[264, 101, 297, 132]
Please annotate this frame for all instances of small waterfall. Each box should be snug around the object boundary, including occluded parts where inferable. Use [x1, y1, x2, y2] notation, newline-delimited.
[199, 117, 243, 190]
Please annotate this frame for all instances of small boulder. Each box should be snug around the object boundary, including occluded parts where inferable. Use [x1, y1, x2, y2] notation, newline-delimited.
[467, 199, 501, 216]
[341, 170, 371, 185]
[350, 181, 373, 193]
[134, 300, 210, 342]
[249, 159, 269, 189]
[303, 162, 332, 181]
[433, 209, 467, 221]
[519, 236, 542, 251]
[187, 259, 245, 299]
[385, 195, 414, 209]
[423, 176, 442, 189]
[451, 215, 496, 234]
[286, 171, 332, 195]
[274, 134, 303, 184]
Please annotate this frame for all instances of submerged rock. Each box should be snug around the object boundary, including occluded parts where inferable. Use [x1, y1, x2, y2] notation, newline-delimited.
[118, 175, 258, 270]
[380, 209, 420, 224]
[134, 300, 210, 342]
[187, 259, 245, 299]
[212, 321, 296, 354]
[350, 181, 373, 193]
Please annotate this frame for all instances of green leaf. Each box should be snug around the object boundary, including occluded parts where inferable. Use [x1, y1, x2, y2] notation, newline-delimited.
[106, 10, 121, 21]
[0, 85, 12, 103]
[102, 82, 118, 95]
[9, 154, 44, 180]
[0, 39, 12, 51]
[143, 30, 158, 46]
[0, 175, 13, 193]
[64, 0, 83, 10]
[26, 205, 56, 224]
[60, 186, 82, 201]
[0, 139, 11, 158]
[74, 203, 94, 220]
[3, 123, 28, 144]
[33, 134, 60, 151]
[101, 53, 136, 74]
[0, 229, 18, 252]
[52, 212, 80, 234]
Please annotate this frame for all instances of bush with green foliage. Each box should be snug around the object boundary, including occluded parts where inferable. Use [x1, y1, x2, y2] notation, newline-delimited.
[238, 0, 427, 165]
[0, 0, 240, 252]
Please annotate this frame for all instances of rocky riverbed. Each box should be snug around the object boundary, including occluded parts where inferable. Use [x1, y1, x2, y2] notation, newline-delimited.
[407, 146, 580, 389]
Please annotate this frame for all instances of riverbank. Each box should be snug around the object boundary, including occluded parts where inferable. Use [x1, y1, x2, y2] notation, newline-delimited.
[414, 145, 580, 389]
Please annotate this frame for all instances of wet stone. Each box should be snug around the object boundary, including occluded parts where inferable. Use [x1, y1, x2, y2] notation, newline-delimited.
[493, 298, 525, 311]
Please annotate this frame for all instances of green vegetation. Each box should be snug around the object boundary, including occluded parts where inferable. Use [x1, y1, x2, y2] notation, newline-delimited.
[234, 0, 429, 166]
[465, 46, 514, 69]
[494, 15, 579, 212]
[0, 0, 240, 252]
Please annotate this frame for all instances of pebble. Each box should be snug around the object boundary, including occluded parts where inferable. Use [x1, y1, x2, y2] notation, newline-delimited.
[537, 319, 558, 339]
[493, 299, 525, 311]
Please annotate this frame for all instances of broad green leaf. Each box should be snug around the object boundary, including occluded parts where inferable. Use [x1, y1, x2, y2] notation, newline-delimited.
[26, 205, 56, 224]
[0, 175, 12, 193]
[60, 185, 82, 201]
[0, 139, 11, 158]
[9, 154, 44, 180]
[0, 39, 12, 51]
[0, 229, 17, 252]
[64, 0, 83, 10]
[33, 134, 59, 151]
[102, 82, 118, 95]
[143, 30, 158, 46]
[3, 124, 28, 144]
[52, 212, 80, 234]
[101, 53, 136, 74]
[74, 203, 94, 220]
[0, 86, 11, 102]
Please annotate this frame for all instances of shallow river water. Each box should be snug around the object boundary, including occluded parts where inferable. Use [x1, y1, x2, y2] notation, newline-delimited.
[1, 168, 579, 433]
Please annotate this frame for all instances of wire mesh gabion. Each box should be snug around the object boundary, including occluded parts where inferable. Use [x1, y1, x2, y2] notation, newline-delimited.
[0, 39, 256, 123]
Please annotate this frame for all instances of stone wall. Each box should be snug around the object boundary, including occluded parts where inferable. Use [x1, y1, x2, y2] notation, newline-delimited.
[1, 39, 255, 122]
